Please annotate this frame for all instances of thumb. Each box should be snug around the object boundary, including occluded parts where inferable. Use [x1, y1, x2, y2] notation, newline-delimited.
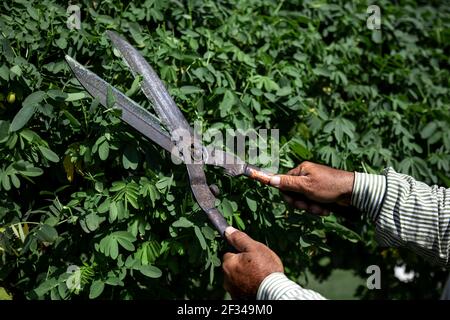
[224, 227, 257, 252]
[269, 174, 308, 193]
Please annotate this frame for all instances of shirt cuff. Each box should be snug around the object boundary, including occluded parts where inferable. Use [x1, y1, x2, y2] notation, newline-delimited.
[351, 172, 387, 221]
[256, 272, 326, 300]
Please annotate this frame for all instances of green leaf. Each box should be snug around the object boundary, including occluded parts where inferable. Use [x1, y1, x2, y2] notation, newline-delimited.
[126, 192, 139, 209]
[116, 238, 135, 251]
[105, 277, 123, 286]
[35, 225, 58, 243]
[109, 238, 119, 259]
[62, 110, 81, 128]
[10, 174, 20, 188]
[19, 166, 43, 177]
[172, 217, 193, 228]
[323, 217, 361, 243]
[122, 146, 139, 170]
[180, 86, 203, 95]
[109, 201, 118, 221]
[9, 105, 38, 132]
[219, 90, 235, 118]
[98, 199, 110, 213]
[89, 281, 105, 299]
[106, 86, 116, 108]
[112, 231, 136, 241]
[34, 279, 58, 297]
[276, 86, 292, 97]
[139, 265, 162, 278]
[125, 75, 142, 97]
[313, 67, 331, 77]
[10, 65, 22, 77]
[220, 199, 234, 218]
[38, 146, 60, 162]
[0, 287, 12, 300]
[47, 89, 68, 100]
[23, 91, 46, 108]
[372, 30, 382, 43]
[98, 141, 110, 160]
[113, 231, 136, 251]
[201, 226, 216, 240]
[194, 226, 207, 249]
[246, 196, 257, 212]
[85, 213, 101, 232]
[233, 214, 245, 230]
[0, 121, 9, 140]
[0, 65, 9, 81]
[26, 6, 39, 20]
[420, 122, 438, 139]
[55, 37, 67, 49]
[110, 181, 126, 192]
[65, 92, 87, 102]
[1, 174, 11, 191]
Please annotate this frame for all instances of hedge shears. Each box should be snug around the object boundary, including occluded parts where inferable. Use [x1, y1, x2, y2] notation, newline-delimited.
[65, 31, 273, 237]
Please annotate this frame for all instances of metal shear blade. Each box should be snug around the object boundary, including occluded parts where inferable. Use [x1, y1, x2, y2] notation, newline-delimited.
[65, 31, 274, 237]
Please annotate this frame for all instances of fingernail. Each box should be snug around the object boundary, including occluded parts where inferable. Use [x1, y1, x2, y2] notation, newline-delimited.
[270, 176, 280, 187]
[225, 226, 237, 237]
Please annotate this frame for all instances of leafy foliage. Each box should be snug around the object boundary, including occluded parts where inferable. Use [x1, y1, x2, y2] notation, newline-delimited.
[0, 0, 449, 299]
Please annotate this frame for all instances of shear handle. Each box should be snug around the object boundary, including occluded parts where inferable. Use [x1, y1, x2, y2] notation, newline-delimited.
[243, 164, 274, 185]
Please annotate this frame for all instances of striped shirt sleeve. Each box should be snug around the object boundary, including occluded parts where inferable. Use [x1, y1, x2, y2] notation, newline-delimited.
[351, 172, 387, 221]
[256, 272, 326, 300]
[352, 168, 450, 267]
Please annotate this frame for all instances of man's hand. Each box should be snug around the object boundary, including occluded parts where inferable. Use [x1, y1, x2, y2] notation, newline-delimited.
[222, 227, 283, 299]
[269, 161, 355, 215]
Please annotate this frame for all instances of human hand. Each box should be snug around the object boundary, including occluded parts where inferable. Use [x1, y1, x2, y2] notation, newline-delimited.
[269, 161, 355, 215]
[222, 227, 283, 299]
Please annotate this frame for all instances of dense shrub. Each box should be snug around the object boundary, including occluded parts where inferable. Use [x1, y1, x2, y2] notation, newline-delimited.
[0, 0, 449, 299]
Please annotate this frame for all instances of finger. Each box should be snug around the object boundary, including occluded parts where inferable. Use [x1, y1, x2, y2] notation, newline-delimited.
[309, 203, 328, 215]
[225, 228, 257, 252]
[282, 190, 309, 201]
[282, 193, 294, 205]
[282, 192, 311, 209]
[269, 174, 308, 193]
[287, 161, 312, 176]
[223, 276, 231, 293]
[222, 252, 238, 274]
[287, 166, 302, 176]
[223, 252, 236, 263]
[293, 200, 309, 210]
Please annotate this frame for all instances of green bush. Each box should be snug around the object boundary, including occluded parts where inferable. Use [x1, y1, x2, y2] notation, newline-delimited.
[0, 0, 449, 299]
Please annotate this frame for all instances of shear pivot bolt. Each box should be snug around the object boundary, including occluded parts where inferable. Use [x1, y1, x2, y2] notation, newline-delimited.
[209, 184, 220, 196]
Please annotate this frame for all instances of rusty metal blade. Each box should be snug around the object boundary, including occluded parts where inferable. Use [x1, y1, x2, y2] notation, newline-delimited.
[65, 55, 178, 158]
[106, 31, 191, 135]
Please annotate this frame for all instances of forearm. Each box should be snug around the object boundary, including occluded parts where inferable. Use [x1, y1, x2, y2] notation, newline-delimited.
[352, 168, 450, 266]
[256, 272, 326, 300]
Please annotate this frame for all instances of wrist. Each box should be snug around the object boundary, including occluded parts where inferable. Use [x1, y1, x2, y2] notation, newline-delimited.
[337, 171, 355, 206]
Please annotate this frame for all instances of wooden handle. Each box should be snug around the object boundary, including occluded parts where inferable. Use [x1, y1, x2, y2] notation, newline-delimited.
[243, 164, 274, 185]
